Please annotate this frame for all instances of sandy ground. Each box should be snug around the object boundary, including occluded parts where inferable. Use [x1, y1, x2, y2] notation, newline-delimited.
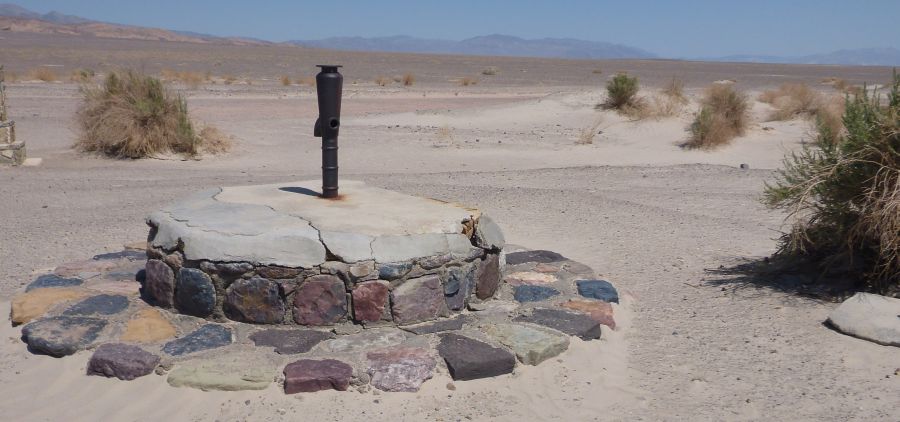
[0, 46, 898, 421]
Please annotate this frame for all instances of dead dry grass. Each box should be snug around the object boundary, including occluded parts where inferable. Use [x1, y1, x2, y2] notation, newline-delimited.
[482, 66, 498, 76]
[280, 75, 292, 86]
[27, 67, 58, 82]
[402, 73, 415, 86]
[577, 118, 603, 145]
[160, 69, 205, 89]
[458, 77, 478, 86]
[296, 76, 316, 86]
[69, 68, 95, 83]
[683, 84, 749, 149]
[75, 70, 230, 158]
[759, 82, 846, 134]
[375, 76, 391, 87]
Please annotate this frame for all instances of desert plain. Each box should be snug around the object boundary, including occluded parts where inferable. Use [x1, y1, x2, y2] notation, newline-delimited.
[0, 33, 898, 421]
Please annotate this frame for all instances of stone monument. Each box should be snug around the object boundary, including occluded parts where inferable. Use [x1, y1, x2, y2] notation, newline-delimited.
[0, 66, 24, 166]
[9, 65, 620, 394]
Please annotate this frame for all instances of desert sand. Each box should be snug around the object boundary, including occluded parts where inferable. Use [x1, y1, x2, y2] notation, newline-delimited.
[0, 34, 898, 421]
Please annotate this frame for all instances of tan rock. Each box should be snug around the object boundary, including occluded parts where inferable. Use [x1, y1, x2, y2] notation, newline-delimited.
[560, 299, 616, 330]
[124, 241, 148, 251]
[533, 263, 560, 273]
[10, 288, 89, 325]
[120, 308, 177, 343]
[54, 259, 122, 277]
[503, 271, 557, 286]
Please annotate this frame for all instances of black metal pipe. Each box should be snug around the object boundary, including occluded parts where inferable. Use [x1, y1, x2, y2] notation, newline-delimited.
[314, 65, 343, 198]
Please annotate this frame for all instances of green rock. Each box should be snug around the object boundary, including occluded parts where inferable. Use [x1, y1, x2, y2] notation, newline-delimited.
[481, 323, 569, 365]
[167, 356, 276, 391]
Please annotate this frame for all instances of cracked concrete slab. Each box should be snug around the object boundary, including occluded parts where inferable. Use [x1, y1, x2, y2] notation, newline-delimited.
[148, 180, 487, 266]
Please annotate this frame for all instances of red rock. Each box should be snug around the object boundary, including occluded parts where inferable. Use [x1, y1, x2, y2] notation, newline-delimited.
[475, 253, 500, 300]
[143, 260, 175, 307]
[560, 299, 616, 330]
[352, 280, 390, 323]
[292, 275, 347, 326]
[283, 359, 353, 393]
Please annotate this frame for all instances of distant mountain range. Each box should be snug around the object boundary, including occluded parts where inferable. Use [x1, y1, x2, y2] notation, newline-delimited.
[287, 35, 657, 60]
[1, 3, 898, 65]
[708, 48, 900, 67]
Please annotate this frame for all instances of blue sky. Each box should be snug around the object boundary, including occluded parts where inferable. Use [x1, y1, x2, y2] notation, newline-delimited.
[16, 0, 900, 57]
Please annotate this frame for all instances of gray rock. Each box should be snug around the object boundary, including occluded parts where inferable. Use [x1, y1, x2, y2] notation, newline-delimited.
[437, 333, 516, 380]
[400, 315, 469, 335]
[175, 268, 216, 317]
[26, 274, 83, 292]
[827, 292, 900, 347]
[367, 347, 436, 392]
[474, 215, 505, 251]
[576, 279, 619, 303]
[283, 359, 353, 393]
[63, 294, 129, 316]
[481, 323, 569, 365]
[391, 274, 450, 325]
[21, 316, 107, 357]
[418, 254, 453, 270]
[92, 250, 147, 261]
[444, 264, 475, 311]
[377, 262, 413, 280]
[321, 328, 409, 353]
[250, 329, 334, 354]
[513, 285, 560, 303]
[505, 250, 567, 265]
[224, 277, 285, 324]
[87, 343, 160, 380]
[514, 308, 602, 340]
[162, 324, 232, 356]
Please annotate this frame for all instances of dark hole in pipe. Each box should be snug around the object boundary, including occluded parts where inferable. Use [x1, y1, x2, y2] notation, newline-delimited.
[329, 118, 339, 129]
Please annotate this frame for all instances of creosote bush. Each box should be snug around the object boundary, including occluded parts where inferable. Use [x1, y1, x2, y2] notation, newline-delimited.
[764, 70, 900, 294]
[684, 84, 749, 149]
[602, 73, 640, 110]
[75, 70, 230, 159]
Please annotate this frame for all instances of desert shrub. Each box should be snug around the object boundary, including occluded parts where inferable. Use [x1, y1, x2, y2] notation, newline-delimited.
[482, 66, 498, 76]
[662, 77, 686, 103]
[602, 73, 640, 110]
[764, 70, 900, 293]
[684, 84, 749, 149]
[70, 68, 95, 83]
[759, 83, 822, 121]
[28, 67, 58, 82]
[296, 76, 316, 87]
[160, 70, 204, 89]
[577, 118, 603, 145]
[280, 75, 292, 86]
[592, 68, 603, 75]
[75, 70, 229, 158]
[402, 73, 415, 86]
[459, 77, 478, 86]
[375, 76, 391, 87]
[223, 75, 237, 85]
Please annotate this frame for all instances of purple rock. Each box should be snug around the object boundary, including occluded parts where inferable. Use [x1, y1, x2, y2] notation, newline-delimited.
[250, 329, 334, 354]
[514, 308, 602, 340]
[224, 277, 285, 324]
[283, 359, 353, 393]
[292, 275, 348, 326]
[505, 250, 567, 265]
[87, 343, 160, 380]
[390, 274, 449, 325]
[144, 260, 175, 307]
[437, 333, 516, 381]
[64, 294, 129, 316]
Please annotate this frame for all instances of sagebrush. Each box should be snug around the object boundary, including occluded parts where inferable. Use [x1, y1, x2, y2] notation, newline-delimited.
[602, 73, 640, 110]
[75, 70, 230, 158]
[764, 70, 900, 294]
[684, 84, 749, 149]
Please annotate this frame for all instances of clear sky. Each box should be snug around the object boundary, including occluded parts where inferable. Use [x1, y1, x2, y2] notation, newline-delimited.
[15, 0, 900, 57]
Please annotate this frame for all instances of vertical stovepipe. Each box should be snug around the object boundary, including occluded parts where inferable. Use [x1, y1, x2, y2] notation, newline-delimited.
[314, 65, 343, 198]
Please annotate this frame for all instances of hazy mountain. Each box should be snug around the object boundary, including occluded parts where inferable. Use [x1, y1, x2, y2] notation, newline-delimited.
[0, 4, 269, 46]
[709, 47, 900, 66]
[0, 3, 92, 24]
[289, 34, 657, 60]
